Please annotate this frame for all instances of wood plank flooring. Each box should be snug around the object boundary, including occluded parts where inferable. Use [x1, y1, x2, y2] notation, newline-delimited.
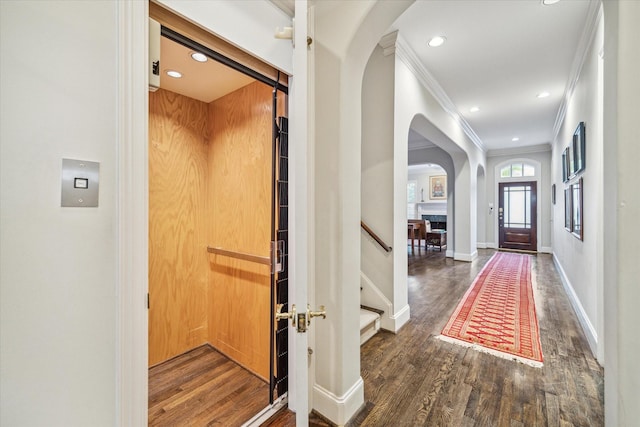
[267, 248, 604, 426]
[149, 345, 269, 426]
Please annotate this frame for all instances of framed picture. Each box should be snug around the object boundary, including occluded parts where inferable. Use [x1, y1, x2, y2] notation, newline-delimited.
[429, 175, 447, 200]
[562, 147, 571, 183]
[572, 121, 586, 175]
[551, 184, 556, 205]
[564, 187, 572, 231]
[569, 144, 576, 179]
[571, 178, 583, 241]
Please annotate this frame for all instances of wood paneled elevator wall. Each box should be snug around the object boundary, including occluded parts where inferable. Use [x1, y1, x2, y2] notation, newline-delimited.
[149, 89, 209, 366]
[149, 81, 281, 380]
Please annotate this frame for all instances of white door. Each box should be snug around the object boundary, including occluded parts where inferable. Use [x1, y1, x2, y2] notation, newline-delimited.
[289, 1, 312, 425]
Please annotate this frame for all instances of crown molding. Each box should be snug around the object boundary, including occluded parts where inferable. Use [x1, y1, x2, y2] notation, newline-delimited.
[378, 30, 398, 56]
[392, 34, 486, 153]
[408, 139, 437, 151]
[487, 143, 552, 158]
[269, 0, 294, 18]
[551, 0, 602, 143]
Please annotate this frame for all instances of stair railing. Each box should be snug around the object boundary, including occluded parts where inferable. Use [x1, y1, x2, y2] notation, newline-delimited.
[360, 221, 392, 253]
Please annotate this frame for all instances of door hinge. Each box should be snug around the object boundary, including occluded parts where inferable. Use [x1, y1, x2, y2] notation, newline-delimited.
[147, 293, 150, 309]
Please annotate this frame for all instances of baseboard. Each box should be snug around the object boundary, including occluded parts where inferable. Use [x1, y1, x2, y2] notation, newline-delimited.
[445, 249, 454, 258]
[454, 251, 475, 262]
[477, 242, 488, 249]
[552, 253, 598, 355]
[242, 394, 288, 427]
[539, 246, 553, 254]
[486, 242, 498, 249]
[389, 304, 410, 332]
[312, 377, 364, 426]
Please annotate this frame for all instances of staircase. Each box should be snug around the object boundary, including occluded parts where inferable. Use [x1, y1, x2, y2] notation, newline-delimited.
[360, 306, 382, 345]
[360, 221, 391, 344]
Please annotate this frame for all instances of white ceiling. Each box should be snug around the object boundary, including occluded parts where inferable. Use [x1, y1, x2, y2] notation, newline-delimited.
[159, 36, 255, 103]
[166, 0, 597, 152]
[408, 163, 445, 176]
[391, 0, 596, 151]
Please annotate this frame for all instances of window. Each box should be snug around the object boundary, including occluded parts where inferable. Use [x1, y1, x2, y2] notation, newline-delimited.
[523, 164, 535, 176]
[407, 180, 417, 218]
[500, 162, 535, 178]
[407, 181, 417, 203]
[503, 185, 532, 229]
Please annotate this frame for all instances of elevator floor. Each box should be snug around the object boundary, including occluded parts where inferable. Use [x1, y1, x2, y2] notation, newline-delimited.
[149, 345, 269, 426]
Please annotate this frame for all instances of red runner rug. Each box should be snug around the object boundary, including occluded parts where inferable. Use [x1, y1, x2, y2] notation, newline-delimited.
[438, 252, 543, 367]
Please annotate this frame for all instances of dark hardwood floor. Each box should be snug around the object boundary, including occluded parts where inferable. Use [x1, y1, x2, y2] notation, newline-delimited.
[149, 345, 270, 426]
[267, 248, 604, 426]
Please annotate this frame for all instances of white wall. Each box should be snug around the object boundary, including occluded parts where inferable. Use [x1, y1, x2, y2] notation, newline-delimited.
[476, 166, 487, 247]
[551, 11, 603, 356]
[408, 170, 448, 217]
[614, 2, 640, 422]
[361, 44, 395, 316]
[603, 1, 640, 425]
[313, 1, 414, 423]
[0, 2, 117, 425]
[394, 52, 486, 261]
[486, 151, 552, 252]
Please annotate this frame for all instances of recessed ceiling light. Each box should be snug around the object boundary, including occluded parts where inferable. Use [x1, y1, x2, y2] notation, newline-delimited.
[537, 91, 550, 98]
[428, 36, 446, 47]
[191, 52, 207, 63]
[469, 106, 480, 113]
[512, 137, 520, 142]
[542, 0, 560, 5]
[166, 70, 182, 78]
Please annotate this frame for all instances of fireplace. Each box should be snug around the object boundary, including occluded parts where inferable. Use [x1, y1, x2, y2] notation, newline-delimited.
[422, 214, 446, 231]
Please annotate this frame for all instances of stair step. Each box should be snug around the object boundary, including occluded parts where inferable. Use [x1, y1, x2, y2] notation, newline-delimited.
[360, 304, 384, 316]
[360, 308, 381, 345]
[360, 309, 380, 330]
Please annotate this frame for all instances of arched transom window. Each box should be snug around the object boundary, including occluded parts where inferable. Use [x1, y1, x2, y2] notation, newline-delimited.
[500, 162, 535, 178]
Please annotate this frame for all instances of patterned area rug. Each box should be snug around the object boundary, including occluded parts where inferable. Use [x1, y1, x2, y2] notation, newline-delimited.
[438, 252, 543, 367]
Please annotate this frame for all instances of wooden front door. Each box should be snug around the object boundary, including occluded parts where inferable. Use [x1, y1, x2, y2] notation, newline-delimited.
[498, 182, 537, 252]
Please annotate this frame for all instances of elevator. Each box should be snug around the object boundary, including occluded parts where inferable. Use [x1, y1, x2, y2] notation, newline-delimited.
[147, 7, 289, 424]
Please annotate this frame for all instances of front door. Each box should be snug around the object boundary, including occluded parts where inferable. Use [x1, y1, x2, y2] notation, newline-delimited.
[498, 181, 537, 252]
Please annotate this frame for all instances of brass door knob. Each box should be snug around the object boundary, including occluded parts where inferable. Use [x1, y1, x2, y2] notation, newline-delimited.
[307, 304, 326, 325]
[276, 303, 296, 327]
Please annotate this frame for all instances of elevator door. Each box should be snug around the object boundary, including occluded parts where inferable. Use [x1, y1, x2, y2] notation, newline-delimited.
[271, 116, 289, 403]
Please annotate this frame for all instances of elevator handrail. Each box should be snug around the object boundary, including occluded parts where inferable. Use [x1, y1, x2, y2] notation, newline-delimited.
[361, 221, 392, 253]
[206, 246, 271, 266]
